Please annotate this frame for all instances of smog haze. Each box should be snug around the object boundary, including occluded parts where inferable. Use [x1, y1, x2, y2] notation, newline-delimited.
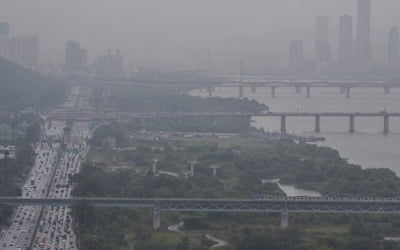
[2, 0, 400, 68]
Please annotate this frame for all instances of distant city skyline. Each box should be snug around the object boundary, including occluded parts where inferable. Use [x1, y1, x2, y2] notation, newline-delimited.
[0, 0, 400, 70]
[0, 27, 39, 70]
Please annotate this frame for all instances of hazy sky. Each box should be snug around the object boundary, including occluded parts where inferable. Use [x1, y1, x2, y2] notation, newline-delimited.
[1, 0, 400, 68]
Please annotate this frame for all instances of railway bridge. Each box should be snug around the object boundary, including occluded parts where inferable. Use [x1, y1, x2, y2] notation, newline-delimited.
[2, 197, 400, 230]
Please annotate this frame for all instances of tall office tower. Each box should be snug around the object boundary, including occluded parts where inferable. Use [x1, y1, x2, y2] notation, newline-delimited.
[315, 16, 330, 63]
[289, 40, 304, 72]
[388, 27, 399, 66]
[338, 15, 353, 69]
[0, 22, 10, 60]
[355, 0, 372, 70]
[65, 40, 86, 74]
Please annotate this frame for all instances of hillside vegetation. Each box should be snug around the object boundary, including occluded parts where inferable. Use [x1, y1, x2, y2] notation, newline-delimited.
[0, 58, 66, 109]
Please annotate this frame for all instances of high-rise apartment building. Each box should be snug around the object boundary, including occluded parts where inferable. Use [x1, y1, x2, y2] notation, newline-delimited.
[388, 27, 399, 66]
[338, 15, 353, 69]
[93, 50, 123, 78]
[65, 40, 87, 74]
[355, 0, 371, 70]
[0, 22, 10, 60]
[6, 36, 39, 70]
[289, 40, 304, 72]
[0, 23, 39, 70]
[20, 36, 39, 69]
[315, 16, 330, 63]
[0, 22, 9, 36]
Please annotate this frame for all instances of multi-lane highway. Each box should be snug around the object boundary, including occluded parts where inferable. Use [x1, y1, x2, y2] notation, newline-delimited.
[32, 121, 90, 250]
[0, 86, 92, 249]
[0, 137, 60, 249]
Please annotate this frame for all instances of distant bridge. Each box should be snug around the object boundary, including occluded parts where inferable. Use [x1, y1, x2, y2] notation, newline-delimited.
[2, 197, 400, 229]
[45, 110, 399, 134]
[67, 78, 399, 88]
[67, 78, 400, 98]
[2, 196, 400, 212]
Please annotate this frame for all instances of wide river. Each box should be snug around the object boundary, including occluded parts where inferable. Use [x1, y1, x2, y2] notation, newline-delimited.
[190, 86, 400, 176]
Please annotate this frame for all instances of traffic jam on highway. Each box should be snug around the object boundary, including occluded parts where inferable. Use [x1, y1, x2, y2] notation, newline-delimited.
[33, 121, 90, 250]
[0, 87, 92, 250]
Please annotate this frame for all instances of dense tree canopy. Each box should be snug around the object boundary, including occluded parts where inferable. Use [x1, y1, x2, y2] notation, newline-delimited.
[0, 58, 66, 109]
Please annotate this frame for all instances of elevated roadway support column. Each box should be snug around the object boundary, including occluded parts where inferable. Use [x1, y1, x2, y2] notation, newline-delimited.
[340, 87, 346, 94]
[346, 87, 351, 99]
[384, 115, 390, 134]
[207, 86, 213, 97]
[251, 85, 257, 93]
[271, 86, 276, 98]
[152, 159, 159, 176]
[191, 164, 195, 176]
[209, 165, 220, 177]
[349, 115, 355, 133]
[384, 87, 391, 95]
[306, 86, 311, 98]
[315, 115, 321, 133]
[281, 212, 289, 229]
[238, 86, 244, 98]
[280, 115, 287, 135]
[295, 86, 302, 94]
[189, 161, 198, 176]
[153, 202, 161, 231]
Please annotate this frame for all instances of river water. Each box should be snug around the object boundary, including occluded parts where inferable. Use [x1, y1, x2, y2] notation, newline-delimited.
[262, 179, 322, 197]
[190, 86, 400, 176]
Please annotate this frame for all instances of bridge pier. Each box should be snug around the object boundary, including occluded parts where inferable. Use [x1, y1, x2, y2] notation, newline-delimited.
[209, 165, 220, 177]
[153, 202, 161, 231]
[295, 86, 302, 94]
[346, 87, 351, 99]
[349, 115, 355, 133]
[306, 86, 311, 98]
[152, 159, 159, 176]
[189, 161, 198, 176]
[384, 115, 390, 134]
[384, 87, 391, 95]
[207, 86, 213, 97]
[315, 115, 321, 133]
[340, 87, 346, 94]
[191, 164, 195, 176]
[271, 86, 276, 98]
[281, 212, 289, 229]
[239, 86, 244, 98]
[280, 115, 287, 134]
[251, 85, 257, 93]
